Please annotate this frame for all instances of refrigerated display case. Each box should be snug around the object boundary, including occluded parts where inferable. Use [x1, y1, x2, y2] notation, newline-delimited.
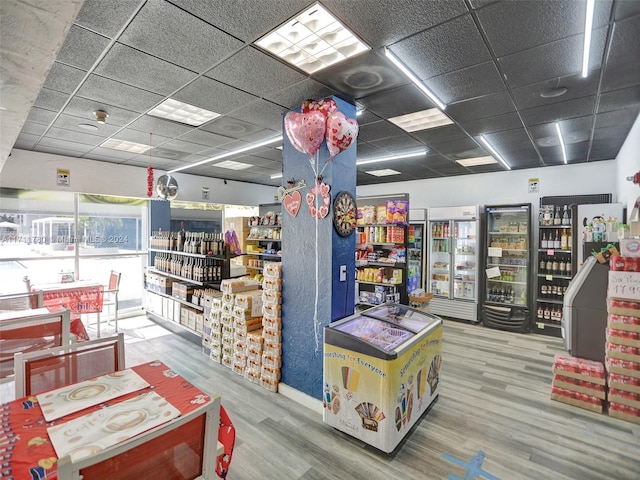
[408, 208, 427, 294]
[427, 205, 479, 322]
[481, 204, 532, 332]
[533, 194, 617, 337]
[323, 304, 442, 453]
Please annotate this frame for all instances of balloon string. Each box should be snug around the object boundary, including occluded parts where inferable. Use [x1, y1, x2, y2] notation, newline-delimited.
[318, 153, 333, 177]
[313, 160, 320, 353]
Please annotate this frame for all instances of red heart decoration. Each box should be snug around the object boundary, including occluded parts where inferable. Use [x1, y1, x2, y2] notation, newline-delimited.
[306, 192, 315, 206]
[318, 205, 329, 218]
[283, 190, 301, 217]
[326, 111, 359, 159]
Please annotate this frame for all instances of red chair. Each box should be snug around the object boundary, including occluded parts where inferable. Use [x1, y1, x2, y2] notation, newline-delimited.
[14, 332, 125, 397]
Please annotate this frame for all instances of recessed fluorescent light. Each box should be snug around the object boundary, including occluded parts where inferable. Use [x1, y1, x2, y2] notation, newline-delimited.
[255, 3, 370, 74]
[385, 47, 446, 110]
[271, 173, 283, 179]
[366, 169, 401, 177]
[101, 138, 151, 154]
[388, 108, 453, 132]
[148, 98, 220, 126]
[456, 156, 497, 167]
[168, 135, 283, 174]
[213, 160, 252, 170]
[478, 136, 511, 170]
[582, 0, 595, 78]
[555, 122, 568, 164]
[356, 150, 427, 166]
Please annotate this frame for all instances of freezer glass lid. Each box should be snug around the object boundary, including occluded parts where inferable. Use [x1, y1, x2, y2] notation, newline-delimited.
[333, 316, 413, 351]
[363, 304, 440, 332]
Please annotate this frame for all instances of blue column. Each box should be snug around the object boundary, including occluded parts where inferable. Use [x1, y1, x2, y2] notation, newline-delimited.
[281, 96, 356, 399]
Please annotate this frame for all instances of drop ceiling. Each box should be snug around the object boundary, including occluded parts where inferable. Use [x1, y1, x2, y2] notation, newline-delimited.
[6, 0, 640, 187]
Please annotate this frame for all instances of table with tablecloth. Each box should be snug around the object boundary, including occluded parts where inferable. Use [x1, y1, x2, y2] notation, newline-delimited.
[1, 360, 214, 480]
[31, 281, 104, 341]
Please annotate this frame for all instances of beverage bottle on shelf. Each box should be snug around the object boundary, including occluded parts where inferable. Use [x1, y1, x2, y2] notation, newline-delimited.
[552, 257, 559, 274]
[544, 305, 551, 321]
[546, 257, 553, 273]
[558, 259, 566, 275]
[562, 205, 570, 224]
[537, 305, 544, 319]
[539, 254, 546, 273]
[561, 229, 568, 250]
[541, 232, 548, 249]
[553, 206, 561, 225]
[567, 229, 572, 250]
[551, 283, 558, 296]
[541, 282, 548, 298]
[553, 230, 560, 249]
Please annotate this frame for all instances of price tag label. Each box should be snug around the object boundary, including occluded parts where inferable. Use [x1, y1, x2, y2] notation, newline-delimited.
[546, 275, 553, 281]
[486, 267, 501, 278]
[547, 249, 555, 255]
[537, 322, 544, 329]
[488, 247, 503, 257]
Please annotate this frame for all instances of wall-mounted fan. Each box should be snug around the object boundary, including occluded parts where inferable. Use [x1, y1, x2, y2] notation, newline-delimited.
[156, 174, 179, 200]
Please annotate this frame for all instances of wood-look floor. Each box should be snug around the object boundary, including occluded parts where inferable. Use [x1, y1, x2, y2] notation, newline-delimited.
[3, 315, 639, 479]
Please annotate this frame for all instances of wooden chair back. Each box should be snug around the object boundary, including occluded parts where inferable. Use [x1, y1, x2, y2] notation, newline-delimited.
[14, 332, 125, 397]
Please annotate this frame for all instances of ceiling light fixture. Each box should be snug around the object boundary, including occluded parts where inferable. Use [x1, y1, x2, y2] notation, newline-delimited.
[384, 47, 446, 110]
[255, 3, 370, 74]
[455, 156, 498, 167]
[366, 169, 401, 177]
[94, 110, 108, 124]
[148, 98, 220, 126]
[582, 0, 595, 78]
[213, 160, 252, 170]
[168, 135, 283, 174]
[101, 138, 150, 154]
[388, 108, 453, 132]
[555, 122, 568, 164]
[478, 136, 511, 170]
[271, 173, 283, 179]
[356, 150, 427, 166]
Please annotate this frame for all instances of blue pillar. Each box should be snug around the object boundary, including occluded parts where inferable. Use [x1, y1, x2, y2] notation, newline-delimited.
[281, 96, 356, 400]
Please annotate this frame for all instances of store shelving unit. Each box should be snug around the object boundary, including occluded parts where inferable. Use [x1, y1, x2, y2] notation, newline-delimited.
[245, 223, 282, 272]
[355, 194, 409, 306]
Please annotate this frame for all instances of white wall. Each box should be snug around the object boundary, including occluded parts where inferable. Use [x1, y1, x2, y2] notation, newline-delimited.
[0, 149, 277, 206]
[357, 160, 618, 213]
[615, 112, 640, 220]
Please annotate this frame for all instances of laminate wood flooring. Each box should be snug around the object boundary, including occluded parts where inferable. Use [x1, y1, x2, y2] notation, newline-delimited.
[3, 316, 639, 479]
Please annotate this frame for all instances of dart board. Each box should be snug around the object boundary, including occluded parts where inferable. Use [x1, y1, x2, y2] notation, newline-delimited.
[333, 190, 357, 237]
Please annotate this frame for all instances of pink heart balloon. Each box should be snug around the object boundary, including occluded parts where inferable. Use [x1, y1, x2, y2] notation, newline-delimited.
[284, 110, 326, 157]
[326, 111, 359, 159]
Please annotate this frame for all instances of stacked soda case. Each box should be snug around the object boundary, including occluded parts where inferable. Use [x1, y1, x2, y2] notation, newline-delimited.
[232, 290, 263, 376]
[551, 354, 606, 413]
[605, 254, 640, 424]
[261, 262, 282, 392]
[207, 298, 224, 363]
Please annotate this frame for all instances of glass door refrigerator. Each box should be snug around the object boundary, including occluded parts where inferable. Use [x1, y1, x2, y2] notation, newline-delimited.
[408, 208, 427, 294]
[481, 204, 532, 332]
[323, 304, 443, 453]
[427, 205, 480, 323]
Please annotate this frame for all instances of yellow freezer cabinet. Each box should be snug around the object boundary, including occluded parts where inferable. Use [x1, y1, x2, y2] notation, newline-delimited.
[323, 304, 442, 453]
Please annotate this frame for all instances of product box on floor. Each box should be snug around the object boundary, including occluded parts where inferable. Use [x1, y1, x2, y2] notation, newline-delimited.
[607, 299, 640, 319]
[550, 386, 603, 413]
[608, 373, 640, 395]
[552, 374, 606, 400]
[608, 389, 640, 410]
[607, 314, 640, 334]
[552, 354, 606, 385]
[605, 356, 640, 380]
[608, 402, 640, 425]
[606, 342, 640, 363]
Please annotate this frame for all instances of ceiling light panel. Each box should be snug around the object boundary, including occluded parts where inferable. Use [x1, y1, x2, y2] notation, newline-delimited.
[366, 169, 401, 177]
[456, 156, 497, 167]
[388, 108, 453, 132]
[255, 3, 369, 74]
[356, 150, 427, 166]
[148, 98, 220, 126]
[213, 160, 253, 170]
[101, 139, 150, 154]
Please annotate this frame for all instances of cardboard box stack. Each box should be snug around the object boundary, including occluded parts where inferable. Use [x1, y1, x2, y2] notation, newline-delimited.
[261, 262, 282, 392]
[217, 278, 262, 370]
[606, 254, 640, 425]
[207, 297, 224, 363]
[551, 354, 606, 413]
[232, 289, 263, 376]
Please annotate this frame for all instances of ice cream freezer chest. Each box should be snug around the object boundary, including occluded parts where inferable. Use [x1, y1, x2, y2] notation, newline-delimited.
[323, 304, 443, 453]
